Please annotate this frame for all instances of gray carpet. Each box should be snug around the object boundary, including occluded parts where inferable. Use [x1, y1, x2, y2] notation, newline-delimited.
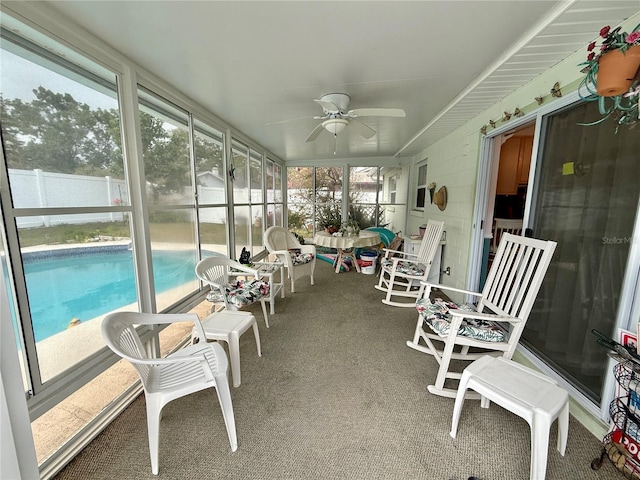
[54, 261, 621, 480]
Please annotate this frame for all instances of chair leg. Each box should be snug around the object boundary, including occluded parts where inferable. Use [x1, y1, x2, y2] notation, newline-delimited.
[228, 333, 241, 388]
[251, 319, 262, 358]
[145, 396, 162, 475]
[530, 415, 552, 480]
[557, 402, 569, 456]
[428, 331, 458, 396]
[449, 369, 472, 439]
[260, 300, 269, 328]
[384, 272, 396, 304]
[214, 373, 238, 452]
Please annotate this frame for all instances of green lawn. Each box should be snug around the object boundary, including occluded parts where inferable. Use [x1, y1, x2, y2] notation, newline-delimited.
[18, 222, 232, 247]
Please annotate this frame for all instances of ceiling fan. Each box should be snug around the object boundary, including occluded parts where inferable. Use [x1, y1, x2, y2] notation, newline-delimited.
[268, 93, 405, 142]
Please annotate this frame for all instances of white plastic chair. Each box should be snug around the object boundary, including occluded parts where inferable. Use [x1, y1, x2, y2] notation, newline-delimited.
[406, 233, 557, 397]
[101, 312, 237, 475]
[264, 226, 316, 293]
[195, 256, 270, 327]
[374, 220, 445, 307]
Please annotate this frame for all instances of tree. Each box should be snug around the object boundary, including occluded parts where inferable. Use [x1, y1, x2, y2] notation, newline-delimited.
[0, 87, 123, 176]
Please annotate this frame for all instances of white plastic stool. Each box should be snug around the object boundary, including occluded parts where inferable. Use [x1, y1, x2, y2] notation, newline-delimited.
[193, 310, 261, 388]
[450, 355, 569, 480]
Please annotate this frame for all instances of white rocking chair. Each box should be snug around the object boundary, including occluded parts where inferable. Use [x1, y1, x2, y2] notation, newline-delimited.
[406, 233, 556, 398]
[374, 220, 445, 307]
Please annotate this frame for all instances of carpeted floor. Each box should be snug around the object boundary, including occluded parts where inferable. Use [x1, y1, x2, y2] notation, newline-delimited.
[53, 261, 622, 480]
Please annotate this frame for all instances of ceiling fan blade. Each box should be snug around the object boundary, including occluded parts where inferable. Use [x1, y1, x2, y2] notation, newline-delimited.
[304, 123, 325, 142]
[349, 119, 376, 139]
[266, 115, 316, 126]
[313, 98, 340, 113]
[349, 108, 406, 118]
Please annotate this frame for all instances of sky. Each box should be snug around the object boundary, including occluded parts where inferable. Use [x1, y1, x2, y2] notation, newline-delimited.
[0, 48, 117, 110]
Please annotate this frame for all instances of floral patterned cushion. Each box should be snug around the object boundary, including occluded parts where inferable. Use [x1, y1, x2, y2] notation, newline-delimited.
[380, 258, 425, 276]
[206, 279, 270, 308]
[415, 297, 506, 342]
[291, 252, 314, 266]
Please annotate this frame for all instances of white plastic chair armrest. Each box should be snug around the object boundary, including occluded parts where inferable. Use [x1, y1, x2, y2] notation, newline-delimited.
[271, 249, 293, 267]
[123, 351, 209, 367]
[133, 312, 201, 326]
[300, 245, 316, 254]
[191, 317, 207, 343]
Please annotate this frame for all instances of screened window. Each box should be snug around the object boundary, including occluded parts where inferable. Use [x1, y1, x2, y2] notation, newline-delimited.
[348, 166, 380, 229]
[315, 167, 343, 232]
[0, 32, 132, 387]
[287, 166, 314, 239]
[230, 141, 264, 259]
[415, 162, 428, 209]
[194, 119, 228, 257]
[137, 88, 199, 311]
[266, 158, 284, 228]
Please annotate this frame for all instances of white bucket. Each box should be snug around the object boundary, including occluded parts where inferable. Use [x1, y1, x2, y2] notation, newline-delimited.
[360, 251, 377, 274]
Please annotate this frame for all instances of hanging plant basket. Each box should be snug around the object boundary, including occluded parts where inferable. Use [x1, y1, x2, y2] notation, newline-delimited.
[597, 45, 640, 97]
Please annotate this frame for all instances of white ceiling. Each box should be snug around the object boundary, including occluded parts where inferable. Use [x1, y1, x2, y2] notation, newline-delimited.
[43, 0, 640, 163]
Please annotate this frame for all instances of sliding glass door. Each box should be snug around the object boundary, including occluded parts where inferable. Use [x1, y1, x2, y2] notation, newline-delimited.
[523, 100, 640, 403]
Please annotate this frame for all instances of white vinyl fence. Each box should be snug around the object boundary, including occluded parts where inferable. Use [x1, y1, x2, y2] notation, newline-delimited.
[9, 169, 229, 228]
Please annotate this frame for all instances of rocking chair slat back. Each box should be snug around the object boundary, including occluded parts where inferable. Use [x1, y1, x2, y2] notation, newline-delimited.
[417, 222, 443, 263]
[480, 233, 555, 321]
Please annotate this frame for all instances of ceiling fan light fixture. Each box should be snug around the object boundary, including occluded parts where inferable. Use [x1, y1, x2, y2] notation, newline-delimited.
[321, 118, 349, 135]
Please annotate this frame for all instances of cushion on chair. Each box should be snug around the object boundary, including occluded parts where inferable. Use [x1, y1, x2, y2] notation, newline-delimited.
[416, 298, 506, 342]
[206, 279, 270, 308]
[381, 258, 425, 276]
[290, 251, 314, 266]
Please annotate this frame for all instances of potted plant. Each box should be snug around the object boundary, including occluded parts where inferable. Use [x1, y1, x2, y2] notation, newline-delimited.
[579, 24, 640, 130]
[317, 203, 341, 234]
[340, 218, 360, 236]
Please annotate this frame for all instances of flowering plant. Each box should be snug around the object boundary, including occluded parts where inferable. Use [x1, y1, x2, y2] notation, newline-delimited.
[578, 23, 640, 131]
[581, 24, 640, 73]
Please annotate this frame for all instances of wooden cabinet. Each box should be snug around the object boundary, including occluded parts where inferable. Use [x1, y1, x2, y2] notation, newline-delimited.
[496, 135, 533, 195]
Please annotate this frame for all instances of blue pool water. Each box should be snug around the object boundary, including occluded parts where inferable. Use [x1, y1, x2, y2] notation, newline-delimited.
[22, 246, 200, 342]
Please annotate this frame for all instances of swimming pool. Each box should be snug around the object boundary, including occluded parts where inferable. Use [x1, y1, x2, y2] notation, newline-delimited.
[22, 245, 202, 342]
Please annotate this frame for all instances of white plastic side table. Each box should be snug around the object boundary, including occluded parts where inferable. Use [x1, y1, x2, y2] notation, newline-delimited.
[450, 355, 569, 480]
[193, 310, 261, 388]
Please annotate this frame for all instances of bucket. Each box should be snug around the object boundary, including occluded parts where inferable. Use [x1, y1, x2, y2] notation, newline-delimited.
[360, 251, 377, 275]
